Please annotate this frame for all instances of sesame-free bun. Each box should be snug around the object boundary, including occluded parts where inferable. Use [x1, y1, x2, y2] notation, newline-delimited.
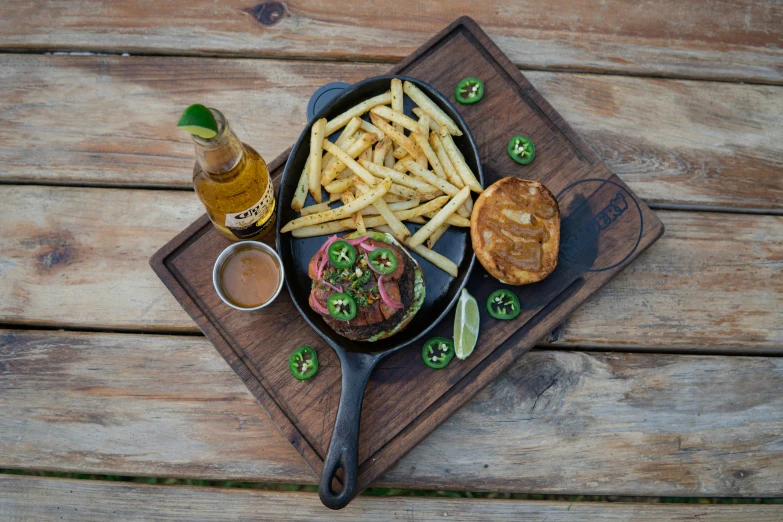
[470, 178, 560, 285]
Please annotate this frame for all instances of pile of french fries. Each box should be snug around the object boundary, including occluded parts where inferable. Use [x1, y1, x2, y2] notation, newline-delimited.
[281, 79, 483, 277]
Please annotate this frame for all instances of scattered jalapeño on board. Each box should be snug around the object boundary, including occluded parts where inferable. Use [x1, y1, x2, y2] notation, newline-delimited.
[178, 104, 276, 241]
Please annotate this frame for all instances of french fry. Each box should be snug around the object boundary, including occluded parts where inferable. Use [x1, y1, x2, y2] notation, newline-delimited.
[321, 133, 358, 173]
[281, 177, 391, 233]
[300, 201, 331, 216]
[360, 119, 385, 141]
[370, 106, 421, 134]
[374, 225, 458, 277]
[383, 193, 408, 203]
[370, 113, 423, 161]
[388, 183, 418, 199]
[417, 151, 428, 169]
[342, 191, 366, 234]
[408, 186, 471, 247]
[403, 81, 462, 136]
[459, 195, 474, 219]
[291, 156, 310, 211]
[308, 118, 327, 203]
[322, 140, 378, 187]
[292, 221, 352, 238]
[325, 91, 392, 135]
[384, 147, 395, 168]
[413, 132, 446, 179]
[324, 177, 352, 194]
[373, 137, 393, 166]
[321, 132, 378, 185]
[354, 177, 410, 240]
[426, 224, 450, 248]
[351, 197, 446, 229]
[400, 158, 459, 197]
[392, 146, 408, 159]
[359, 159, 435, 192]
[423, 211, 471, 227]
[439, 126, 482, 192]
[359, 146, 373, 163]
[413, 108, 440, 133]
[322, 117, 363, 166]
[430, 133, 464, 189]
[406, 216, 426, 224]
[361, 198, 420, 216]
[329, 191, 342, 203]
[393, 155, 411, 172]
[417, 113, 430, 135]
[391, 78, 404, 136]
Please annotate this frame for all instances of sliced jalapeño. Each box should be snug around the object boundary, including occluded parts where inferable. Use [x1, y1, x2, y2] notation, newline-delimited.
[487, 289, 521, 320]
[289, 345, 319, 380]
[368, 248, 398, 275]
[327, 292, 357, 321]
[508, 135, 535, 165]
[328, 240, 356, 269]
[422, 337, 455, 369]
[455, 77, 485, 105]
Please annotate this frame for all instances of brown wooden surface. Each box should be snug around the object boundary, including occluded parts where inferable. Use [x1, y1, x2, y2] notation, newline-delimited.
[2, 54, 782, 212]
[0, 1, 781, 515]
[151, 18, 665, 498]
[4, 475, 780, 522]
[1, 1, 782, 84]
[2, 330, 782, 497]
[2, 185, 780, 351]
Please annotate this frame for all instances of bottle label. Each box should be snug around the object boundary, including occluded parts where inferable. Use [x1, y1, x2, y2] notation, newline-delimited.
[224, 182, 275, 239]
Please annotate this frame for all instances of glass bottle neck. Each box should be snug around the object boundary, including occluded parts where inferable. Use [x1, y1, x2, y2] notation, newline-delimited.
[192, 109, 245, 180]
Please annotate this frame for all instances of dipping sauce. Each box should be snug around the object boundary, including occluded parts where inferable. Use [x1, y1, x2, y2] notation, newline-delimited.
[219, 246, 280, 308]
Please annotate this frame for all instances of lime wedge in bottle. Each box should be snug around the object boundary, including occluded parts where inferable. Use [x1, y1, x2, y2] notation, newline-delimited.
[177, 104, 219, 139]
[454, 288, 480, 360]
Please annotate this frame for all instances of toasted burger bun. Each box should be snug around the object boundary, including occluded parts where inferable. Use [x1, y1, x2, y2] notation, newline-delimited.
[470, 178, 560, 285]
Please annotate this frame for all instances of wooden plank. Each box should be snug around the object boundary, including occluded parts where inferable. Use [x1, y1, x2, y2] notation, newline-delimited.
[2, 330, 782, 497]
[1, 5, 781, 83]
[4, 476, 780, 522]
[1, 186, 780, 352]
[1, 54, 781, 211]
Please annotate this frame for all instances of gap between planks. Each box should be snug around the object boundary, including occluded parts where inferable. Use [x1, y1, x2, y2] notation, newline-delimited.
[3, 48, 780, 87]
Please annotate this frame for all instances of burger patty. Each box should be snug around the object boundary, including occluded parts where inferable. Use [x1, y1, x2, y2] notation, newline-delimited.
[309, 240, 416, 341]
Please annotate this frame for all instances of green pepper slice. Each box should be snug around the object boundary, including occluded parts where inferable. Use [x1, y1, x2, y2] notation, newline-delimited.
[328, 240, 356, 269]
[508, 135, 535, 165]
[422, 337, 455, 369]
[289, 345, 319, 380]
[327, 292, 357, 321]
[487, 289, 521, 320]
[368, 248, 398, 275]
[455, 77, 484, 105]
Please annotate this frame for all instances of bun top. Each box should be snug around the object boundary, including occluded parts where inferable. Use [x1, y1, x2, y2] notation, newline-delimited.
[470, 178, 560, 285]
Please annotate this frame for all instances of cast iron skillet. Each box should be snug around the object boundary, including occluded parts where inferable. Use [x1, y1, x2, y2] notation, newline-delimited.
[276, 75, 483, 510]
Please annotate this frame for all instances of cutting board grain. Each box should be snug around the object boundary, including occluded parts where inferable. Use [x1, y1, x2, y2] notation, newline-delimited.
[151, 17, 664, 494]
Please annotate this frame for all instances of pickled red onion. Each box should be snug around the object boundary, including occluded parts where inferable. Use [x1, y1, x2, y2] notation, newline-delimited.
[315, 235, 340, 278]
[359, 242, 377, 252]
[322, 281, 342, 292]
[378, 276, 403, 309]
[310, 288, 329, 315]
[345, 235, 370, 246]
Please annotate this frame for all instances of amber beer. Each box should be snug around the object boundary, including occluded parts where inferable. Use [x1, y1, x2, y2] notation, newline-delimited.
[190, 109, 276, 241]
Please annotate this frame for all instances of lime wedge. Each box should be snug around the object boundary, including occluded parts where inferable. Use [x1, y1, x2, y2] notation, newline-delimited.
[177, 104, 219, 139]
[454, 288, 480, 360]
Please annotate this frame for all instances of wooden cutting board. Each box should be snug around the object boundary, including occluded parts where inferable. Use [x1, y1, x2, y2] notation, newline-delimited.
[151, 16, 663, 494]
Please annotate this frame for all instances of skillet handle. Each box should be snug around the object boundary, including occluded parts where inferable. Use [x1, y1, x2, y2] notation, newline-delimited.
[319, 350, 380, 510]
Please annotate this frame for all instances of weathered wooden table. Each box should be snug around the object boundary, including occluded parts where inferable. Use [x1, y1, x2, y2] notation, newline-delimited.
[1, 2, 781, 520]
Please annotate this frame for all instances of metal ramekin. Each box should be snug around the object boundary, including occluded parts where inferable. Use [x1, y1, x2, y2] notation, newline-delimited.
[212, 241, 285, 311]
